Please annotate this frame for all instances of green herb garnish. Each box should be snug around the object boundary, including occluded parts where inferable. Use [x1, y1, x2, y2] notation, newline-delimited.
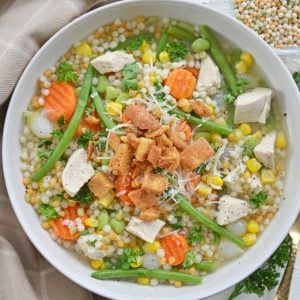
[183, 251, 196, 268]
[187, 225, 204, 245]
[38, 204, 58, 220]
[249, 191, 268, 208]
[74, 184, 93, 204]
[165, 40, 188, 62]
[77, 130, 94, 149]
[119, 247, 144, 270]
[57, 63, 79, 83]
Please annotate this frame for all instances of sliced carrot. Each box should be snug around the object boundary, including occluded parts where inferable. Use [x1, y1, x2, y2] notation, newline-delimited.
[115, 175, 134, 205]
[184, 67, 199, 79]
[160, 234, 190, 266]
[75, 115, 101, 137]
[44, 82, 77, 122]
[165, 68, 196, 100]
[52, 206, 87, 241]
[177, 120, 192, 142]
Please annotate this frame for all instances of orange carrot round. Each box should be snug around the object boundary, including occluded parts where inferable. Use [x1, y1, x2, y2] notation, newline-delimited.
[160, 234, 190, 266]
[52, 206, 87, 241]
[44, 82, 77, 122]
[165, 68, 196, 99]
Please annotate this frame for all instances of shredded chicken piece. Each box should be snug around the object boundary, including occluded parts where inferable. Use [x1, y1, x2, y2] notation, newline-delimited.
[109, 143, 132, 175]
[128, 188, 157, 209]
[123, 104, 160, 131]
[180, 138, 214, 172]
[139, 206, 161, 221]
[142, 172, 169, 194]
[88, 171, 114, 198]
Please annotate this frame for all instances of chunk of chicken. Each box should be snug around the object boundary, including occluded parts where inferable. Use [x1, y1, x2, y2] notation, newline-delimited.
[109, 143, 132, 175]
[142, 173, 169, 194]
[62, 149, 95, 197]
[254, 131, 276, 169]
[234, 88, 273, 124]
[180, 138, 214, 172]
[123, 104, 160, 131]
[88, 171, 114, 198]
[91, 51, 135, 74]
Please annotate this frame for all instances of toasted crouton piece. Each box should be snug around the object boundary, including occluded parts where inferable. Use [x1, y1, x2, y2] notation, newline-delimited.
[167, 131, 188, 151]
[109, 143, 133, 175]
[147, 145, 162, 167]
[180, 138, 214, 172]
[190, 100, 211, 117]
[108, 132, 121, 151]
[121, 132, 139, 149]
[140, 206, 161, 222]
[155, 134, 173, 148]
[128, 188, 157, 209]
[135, 137, 155, 161]
[123, 104, 160, 131]
[142, 173, 168, 194]
[146, 125, 170, 138]
[158, 147, 181, 172]
[88, 171, 114, 198]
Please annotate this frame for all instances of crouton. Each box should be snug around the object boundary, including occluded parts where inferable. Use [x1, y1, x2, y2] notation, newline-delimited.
[88, 171, 114, 198]
[140, 206, 161, 222]
[135, 137, 155, 161]
[155, 134, 173, 148]
[109, 143, 133, 175]
[167, 131, 188, 151]
[180, 138, 214, 172]
[146, 125, 170, 138]
[158, 147, 181, 172]
[108, 132, 121, 151]
[121, 132, 139, 149]
[142, 173, 169, 194]
[147, 145, 162, 167]
[190, 100, 212, 117]
[131, 175, 143, 188]
[123, 104, 160, 131]
[128, 188, 157, 209]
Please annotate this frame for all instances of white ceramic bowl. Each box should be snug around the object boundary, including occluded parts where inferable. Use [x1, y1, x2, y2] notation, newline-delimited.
[3, 1, 300, 299]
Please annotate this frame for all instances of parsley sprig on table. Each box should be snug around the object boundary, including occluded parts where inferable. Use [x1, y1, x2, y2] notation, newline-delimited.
[228, 235, 292, 299]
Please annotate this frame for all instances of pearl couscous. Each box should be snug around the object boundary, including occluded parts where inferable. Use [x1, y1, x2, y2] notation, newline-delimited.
[20, 16, 287, 286]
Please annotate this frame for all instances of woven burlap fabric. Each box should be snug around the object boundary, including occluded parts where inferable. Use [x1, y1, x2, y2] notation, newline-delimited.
[0, 1, 106, 299]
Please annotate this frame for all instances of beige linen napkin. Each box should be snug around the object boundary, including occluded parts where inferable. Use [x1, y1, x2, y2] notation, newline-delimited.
[0, 1, 108, 299]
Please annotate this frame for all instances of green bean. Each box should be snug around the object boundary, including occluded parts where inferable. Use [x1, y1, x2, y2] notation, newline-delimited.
[178, 22, 195, 34]
[156, 31, 168, 58]
[167, 25, 196, 42]
[98, 209, 109, 230]
[175, 194, 245, 248]
[171, 108, 233, 136]
[194, 261, 217, 272]
[91, 268, 202, 284]
[192, 38, 210, 53]
[200, 25, 239, 96]
[32, 64, 95, 181]
[230, 48, 242, 72]
[91, 87, 116, 129]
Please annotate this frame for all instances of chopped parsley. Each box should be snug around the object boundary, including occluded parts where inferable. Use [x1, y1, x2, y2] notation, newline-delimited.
[229, 235, 292, 299]
[37, 149, 53, 160]
[170, 216, 183, 230]
[51, 129, 64, 139]
[195, 162, 208, 176]
[126, 32, 153, 52]
[57, 116, 66, 127]
[119, 247, 144, 270]
[165, 40, 188, 62]
[249, 191, 268, 208]
[187, 225, 203, 245]
[77, 130, 94, 149]
[57, 63, 79, 82]
[38, 204, 58, 220]
[79, 229, 90, 236]
[85, 103, 95, 116]
[37, 140, 52, 148]
[224, 93, 236, 105]
[182, 251, 196, 268]
[74, 184, 93, 204]
[122, 63, 140, 79]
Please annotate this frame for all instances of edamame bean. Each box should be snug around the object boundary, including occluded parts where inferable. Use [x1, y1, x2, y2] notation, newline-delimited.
[192, 38, 210, 53]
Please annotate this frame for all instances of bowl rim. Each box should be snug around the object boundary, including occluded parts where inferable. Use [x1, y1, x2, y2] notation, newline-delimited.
[2, 0, 300, 299]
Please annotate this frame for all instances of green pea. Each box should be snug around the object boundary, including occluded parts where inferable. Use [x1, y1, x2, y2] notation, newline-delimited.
[105, 86, 120, 100]
[98, 209, 109, 229]
[96, 75, 109, 94]
[192, 38, 211, 53]
[116, 92, 129, 107]
[110, 219, 125, 234]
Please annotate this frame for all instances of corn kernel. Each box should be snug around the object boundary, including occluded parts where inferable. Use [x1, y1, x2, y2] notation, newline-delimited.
[242, 233, 257, 247]
[211, 133, 222, 142]
[42, 221, 50, 230]
[106, 101, 123, 116]
[98, 192, 115, 208]
[130, 256, 142, 268]
[140, 41, 151, 53]
[240, 52, 253, 67]
[254, 131, 263, 141]
[207, 176, 224, 187]
[38, 181, 46, 192]
[177, 98, 192, 113]
[137, 277, 150, 285]
[90, 259, 103, 269]
[235, 130, 243, 141]
[159, 51, 170, 63]
[138, 81, 145, 88]
[85, 218, 98, 228]
[149, 74, 157, 84]
[239, 123, 252, 135]
[235, 61, 248, 74]
[142, 50, 156, 64]
[76, 42, 92, 57]
[228, 133, 236, 142]
[246, 158, 262, 173]
[261, 169, 276, 185]
[117, 240, 125, 248]
[207, 104, 215, 115]
[143, 241, 161, 253]
[196, 184, 212, 197]
[68, 200, 77, 207]
[275, 131, 287, 149]
[247, 220, 260, 234]
[174, 281, 183, 288]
